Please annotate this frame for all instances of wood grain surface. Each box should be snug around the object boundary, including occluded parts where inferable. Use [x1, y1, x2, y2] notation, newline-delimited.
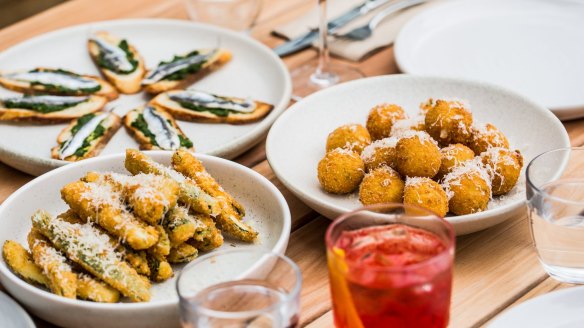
[0, 0, 579, 327]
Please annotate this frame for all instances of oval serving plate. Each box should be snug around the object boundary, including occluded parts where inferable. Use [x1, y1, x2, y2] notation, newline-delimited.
[0, 151, 291, 328]
[266, 75, 569, 235]
[0, 19, 291, 176]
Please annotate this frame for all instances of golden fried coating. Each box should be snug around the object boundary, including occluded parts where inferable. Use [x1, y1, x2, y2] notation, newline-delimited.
[3, 240, 49, 287]
[359, 166, 404, 205]
[395, 131, 441, 178]
[390, 115, 426, 137]
[360, 137, 398, 172]
[425, 99, 473, 145]
[403, 177, 449, 217]
[76, 273, 120, 303]
[317, 148, 365, 194]
[366, 104, 406, 140]
[469, 123, 510, 155]
[481, 147, 523, 196]
[419, 98, 435, 113]
[437, 144, 475, 179]
[442, 161, 491, 215]
[167, 243, 198, 263]
[326, 124, 371, 154]
[189, 214, 224, 252]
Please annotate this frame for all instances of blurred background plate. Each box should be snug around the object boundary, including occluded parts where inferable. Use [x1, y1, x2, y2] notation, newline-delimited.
[266, 75, 569, 235]
[0, 19, 291, 176]
[0, 290, 35, 328]
[394, 0, 584, 120]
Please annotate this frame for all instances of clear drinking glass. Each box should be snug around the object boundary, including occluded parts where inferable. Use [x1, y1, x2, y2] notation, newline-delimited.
[177, 249, 302, 328]
[527, 147, 584, 283]
[326, 203, 455, 328]
[184, 0, 262, 32]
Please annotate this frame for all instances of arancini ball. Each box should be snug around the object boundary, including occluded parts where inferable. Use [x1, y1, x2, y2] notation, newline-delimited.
[469, 123, 510, 155]
[437, 143, 476, 179]
[441, 160, 492, 215]
[403, 177, 449, 217]
[359, 165, 405, 205]
[366, 103, 406, 140]
[360, 137, 399, 172]
[318, 148, 365, 194]
[481, 147, 523, 196]
[326, 124, 371, 154]
[425, 99, 473, 145]
[390, 114, 426, 137]
[395, 131, 441, 178]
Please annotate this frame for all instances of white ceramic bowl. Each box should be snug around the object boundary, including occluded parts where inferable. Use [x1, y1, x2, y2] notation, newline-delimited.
[0, 151, 291, 328]
[266, 75, 570, 235]
[0, 19, 292, 176]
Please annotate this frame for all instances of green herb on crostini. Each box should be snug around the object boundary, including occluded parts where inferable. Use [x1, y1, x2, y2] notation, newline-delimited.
[3, 97, 87, 114]
[159, 51, 206, 81]
[72, 124, 106, 157]
[175, 101, 232, 117]
[28, 68, 102, 94]
[96, 40, 139, 75]
[131, 113, 193, 148]
[70, 113, 96, 135]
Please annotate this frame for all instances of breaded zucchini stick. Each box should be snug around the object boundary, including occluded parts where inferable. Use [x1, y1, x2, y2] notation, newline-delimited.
[32, 210, 151, 302]
[147, 255, 173, 282]
[188, 214, 224, 252]
[125, 149, 219, 215]
[3, 239, 120, 303]
[164, 206, 197, 246]
[83, 171, 179, 225]
[167, 243, 198, 263]
[148, 225, 170, 258]
[28, 229, 77, 299]
[172, 149, 258, 242]
[57, 210, 150, 276]
[3, 240, 49, 287]
[61, 180, 159, 250]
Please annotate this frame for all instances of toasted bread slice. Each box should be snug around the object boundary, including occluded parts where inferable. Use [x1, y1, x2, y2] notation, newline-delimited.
[51, 112, 121, 161]
[142, 49, 232, 94]
[0, 95, 107, 123]
[0, 68, 118, 100]
[88, 31, 146, 94]
[150, 89, 274, 124]
[124, 105, 194, 151]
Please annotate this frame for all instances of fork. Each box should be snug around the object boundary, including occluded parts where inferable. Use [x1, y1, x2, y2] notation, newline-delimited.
[334, 0, 426, 41]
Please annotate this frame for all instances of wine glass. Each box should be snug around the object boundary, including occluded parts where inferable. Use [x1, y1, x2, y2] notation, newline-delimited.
[291, 0, 365, 100]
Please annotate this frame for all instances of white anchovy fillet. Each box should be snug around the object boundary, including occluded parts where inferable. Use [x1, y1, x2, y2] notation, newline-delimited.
[142, 49, 218, 85]
[1, 95, 89, 107]
[170, 90, 255, 113]
[6, 71, 100, 91]
[59, 112, 109, 159]
[142, 106, 180, 150]
[89, 37, 134, 72]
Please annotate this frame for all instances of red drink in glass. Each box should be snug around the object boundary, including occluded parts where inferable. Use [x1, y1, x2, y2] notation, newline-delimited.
[326, 204, 455, 328]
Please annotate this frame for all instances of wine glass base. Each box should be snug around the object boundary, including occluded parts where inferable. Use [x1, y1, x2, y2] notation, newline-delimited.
[291, 62, 365, 100]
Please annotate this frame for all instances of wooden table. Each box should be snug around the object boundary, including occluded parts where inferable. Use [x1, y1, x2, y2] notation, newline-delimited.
[0, 0, 581, 327]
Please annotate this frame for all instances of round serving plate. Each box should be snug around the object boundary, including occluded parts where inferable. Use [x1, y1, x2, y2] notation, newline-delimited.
[266, 75, 569, 235]
[0, 19, 291, 176]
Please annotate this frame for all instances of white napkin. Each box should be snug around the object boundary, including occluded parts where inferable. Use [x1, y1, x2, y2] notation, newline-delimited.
[273, 0, 443, 61]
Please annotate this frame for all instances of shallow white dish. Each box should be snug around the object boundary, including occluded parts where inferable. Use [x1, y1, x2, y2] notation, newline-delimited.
[0, 18, 292, 176]
[489, 286, 584, 327]
[394, 0, 584, 120]
[0, 291, 35, 328]
[0, 151, 291, 328]
[266, 75, 569, 235]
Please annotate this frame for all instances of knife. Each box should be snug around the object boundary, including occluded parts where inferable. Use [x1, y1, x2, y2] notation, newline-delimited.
[273, 0, 392, 57]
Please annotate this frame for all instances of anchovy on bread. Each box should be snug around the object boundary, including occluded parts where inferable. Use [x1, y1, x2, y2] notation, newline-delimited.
[0, 95, 107, 123]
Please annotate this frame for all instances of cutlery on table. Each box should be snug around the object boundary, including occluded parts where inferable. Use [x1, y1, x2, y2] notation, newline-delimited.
[334, 0, 426, 41]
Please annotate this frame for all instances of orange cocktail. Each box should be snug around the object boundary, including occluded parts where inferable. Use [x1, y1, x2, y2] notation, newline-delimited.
[326, 204, 455, 328]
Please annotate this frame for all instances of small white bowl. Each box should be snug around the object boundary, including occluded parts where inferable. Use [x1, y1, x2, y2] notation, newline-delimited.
[0, 151, 291, 328]
[266, 75, 569, 235]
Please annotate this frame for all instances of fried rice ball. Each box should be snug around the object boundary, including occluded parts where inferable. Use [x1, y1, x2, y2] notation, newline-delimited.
[469, 123, 510, 155]
[390, 114, 426, 137]
[360, 137, 398, 172]
[326, 124, 371, 154]
[441, 160, 492, 215]
[404, 177, 449, 217]
[481, 147, 523, 196]
[318, 148, 365, 194]
[419, 98, 436, 113]
[366, 103, 406, 140]
[395, 131, 441, 178]
[425, 99, 473, 145]
[359, 166, 405, 205]
[437, 143, 476, 179]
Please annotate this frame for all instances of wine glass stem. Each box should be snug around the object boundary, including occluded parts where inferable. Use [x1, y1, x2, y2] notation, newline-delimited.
[311, 0, 339, 87]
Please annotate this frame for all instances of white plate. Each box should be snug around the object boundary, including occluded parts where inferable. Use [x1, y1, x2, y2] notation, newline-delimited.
[0, 291, 35, 328]
[489, 286, 584, 327]
[266, 75, 569, 235]
[0, 151, 291, 328]
[0, 19, 292, 176]
[394, 0, 584, 120]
